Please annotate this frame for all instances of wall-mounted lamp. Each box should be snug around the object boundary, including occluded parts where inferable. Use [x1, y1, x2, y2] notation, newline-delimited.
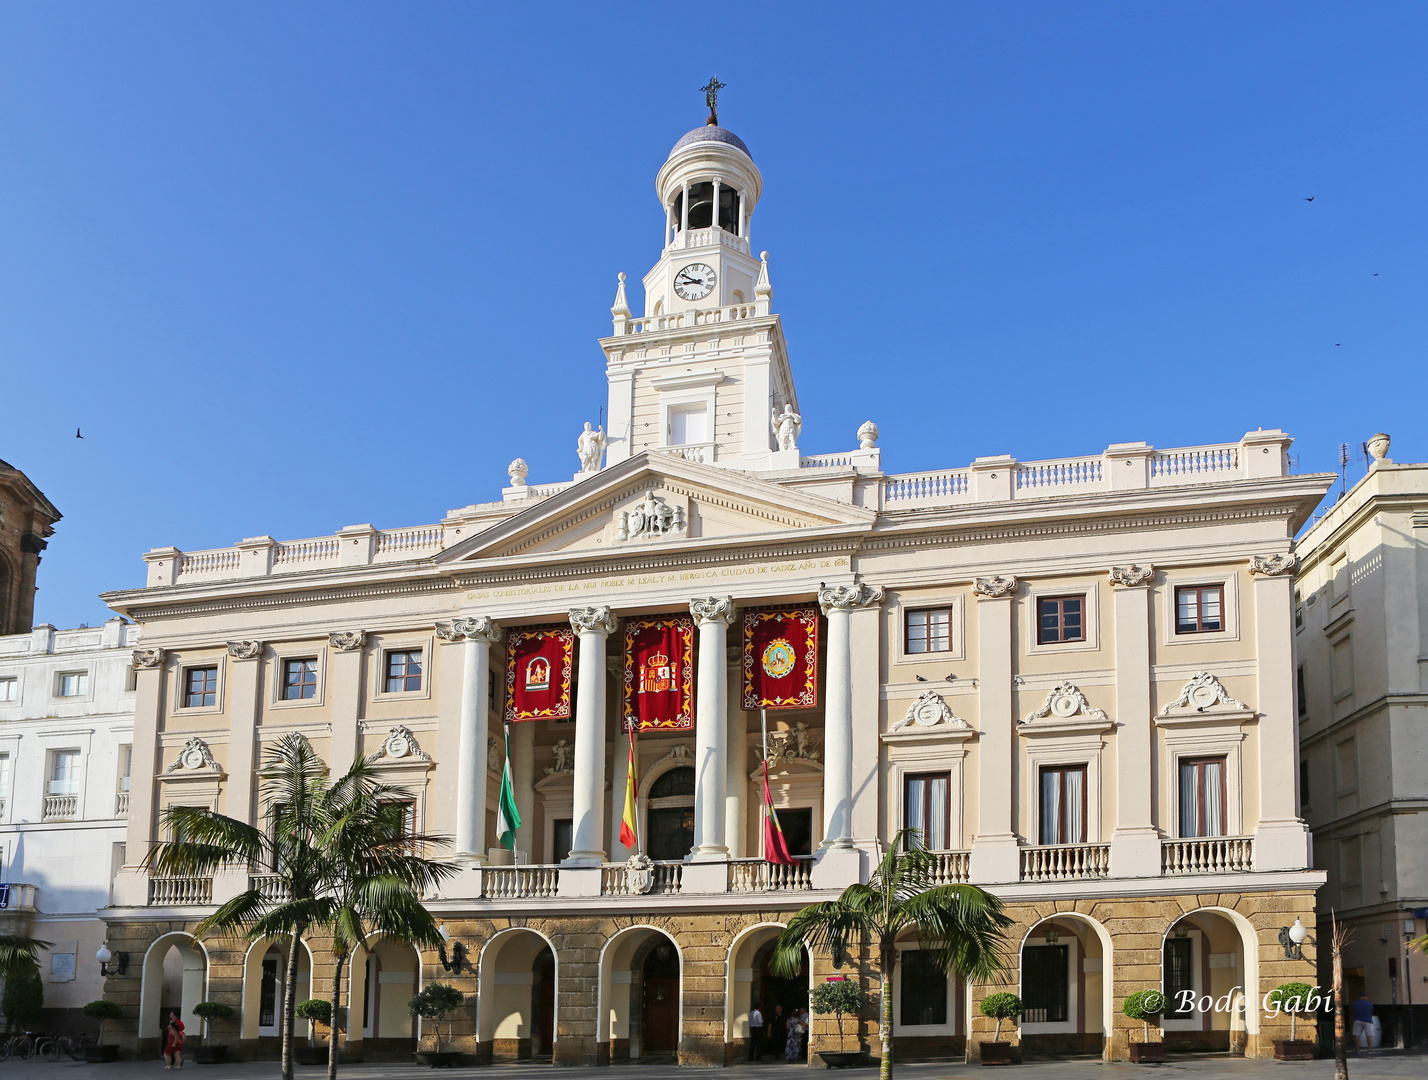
[1278, 918, 1309, 960]
[1172, 924, 1190, 939]
[436, 924, 467, 974]
[97, 943, 129, 977]
[1042, 926, 1060, 946]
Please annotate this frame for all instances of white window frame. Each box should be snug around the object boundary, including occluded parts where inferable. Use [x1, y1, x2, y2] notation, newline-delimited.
[651, 370, 722, 458]
[1160, 728, 1246, 839]
[893, 943, 958, 1035]
[1018, 929, 1080, 1035]
[372, 638, 434, 702]
[174, 660, 226, 715]
[0, 673, 19, 705]
[54, 669, 92, 701]
[1162, 570, 1240, 646]
[270, 648, 327, 709]
[1160, 926, 1206, 1031]
[48, 747, 83, 794]
[1024, 582, 1101, 656]
[1022, 735, 1106, 846]
[895, 594, 965, 663]
[882, 731, 971, 852]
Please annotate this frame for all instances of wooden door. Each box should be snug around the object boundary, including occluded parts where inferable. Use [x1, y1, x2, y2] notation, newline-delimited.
[641, 977, 679, 1054]
[536, 952, 555, 1056]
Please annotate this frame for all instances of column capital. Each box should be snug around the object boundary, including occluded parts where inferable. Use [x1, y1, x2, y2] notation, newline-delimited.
[569, 605, 619, 636]
[328, 630, 366, 652]
[226, 640, 264, 661]
[1107, 564, 1154, 588]
[689, 596, 737, 627]
[972, 574, 1017, 599]
[1249, 552, 1299, 576]
[438, 616, 504, 644]
[817, 582, 884, 614]
[132, 648, 164, 669]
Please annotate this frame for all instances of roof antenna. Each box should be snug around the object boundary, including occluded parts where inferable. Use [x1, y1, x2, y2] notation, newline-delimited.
[700, 76, 726, 126]
[1337, 443, 1350, 501]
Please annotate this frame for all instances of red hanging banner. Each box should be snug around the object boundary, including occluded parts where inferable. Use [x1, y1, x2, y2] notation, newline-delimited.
[504, 625, 575, 722]
[742, 606, 819, 710]
[622, 614, 695, 732]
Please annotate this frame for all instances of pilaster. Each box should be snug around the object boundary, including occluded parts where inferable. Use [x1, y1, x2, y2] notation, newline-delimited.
[223, 640, 264, 825]
[327, 630, 365, 775]
[1250, 555, 1309, 869]
[690, 596, 735, 861]
[969, 576, 1019, 883]
[1109, 568, 1159, 876]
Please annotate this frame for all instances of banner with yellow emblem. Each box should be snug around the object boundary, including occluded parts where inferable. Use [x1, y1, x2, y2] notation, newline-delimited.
[742, 606, 819, 710]
[622, 614, 695, 732]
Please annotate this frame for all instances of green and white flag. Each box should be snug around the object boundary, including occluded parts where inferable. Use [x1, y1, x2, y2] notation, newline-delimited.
[496, 725, 522, 852]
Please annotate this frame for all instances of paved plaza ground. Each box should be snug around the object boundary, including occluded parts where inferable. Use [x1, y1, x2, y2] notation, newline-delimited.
[12, 1051, 1426, 1080]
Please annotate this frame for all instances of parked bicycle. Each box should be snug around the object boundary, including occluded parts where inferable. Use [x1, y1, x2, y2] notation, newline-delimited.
[38, 1032, 94, 1061]
[0, 1031, 40, 1061]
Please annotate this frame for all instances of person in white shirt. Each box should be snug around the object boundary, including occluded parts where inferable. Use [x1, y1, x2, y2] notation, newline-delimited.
[748, 1003, 764, 1061]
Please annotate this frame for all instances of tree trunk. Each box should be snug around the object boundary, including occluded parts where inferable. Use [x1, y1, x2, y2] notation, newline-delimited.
[281, 926, 306, 1080]
[327, 952, 346, 1080]
[879, 941, 894, 1080]
[1332, 915, 1348, 1080]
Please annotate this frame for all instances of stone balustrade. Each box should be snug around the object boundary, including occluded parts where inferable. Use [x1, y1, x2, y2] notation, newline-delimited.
[1161, 836, 1254, 875]
[727, 857, 814, 893]
[481, 865, 560, 900]
[42, 793, 78, 820]
[148, 876, 214, 906]
[115, 791, 129, 817]
[924, 849, 971, 885]
[250, 873, 291, 903]
[0, 882, 37, 911]
[619, 301, 765, 336]
[1020, 842, 1112, 882]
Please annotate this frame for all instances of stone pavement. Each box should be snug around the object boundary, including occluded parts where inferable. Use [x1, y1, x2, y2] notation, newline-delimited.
[10, 1053, 1426, 1080]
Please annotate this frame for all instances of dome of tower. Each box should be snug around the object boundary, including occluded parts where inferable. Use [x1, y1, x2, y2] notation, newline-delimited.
[669, 125, 751, 160]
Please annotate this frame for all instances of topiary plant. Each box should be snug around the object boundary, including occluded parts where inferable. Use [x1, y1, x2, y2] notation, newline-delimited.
[809, 977, 867, 1045]
[980, 992, 1022, 1041]
[191, 1001, 233, 1043]
[296, 998, 333, 1029]
[1123, 989, 1167, 1044]
[1268, 981, 1317, 1042]
[408, 983, 464, 1053]
[82, 1000, 124, 1045]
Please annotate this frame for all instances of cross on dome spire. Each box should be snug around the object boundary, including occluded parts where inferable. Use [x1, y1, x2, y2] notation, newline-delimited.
[700, 76, 726, 126]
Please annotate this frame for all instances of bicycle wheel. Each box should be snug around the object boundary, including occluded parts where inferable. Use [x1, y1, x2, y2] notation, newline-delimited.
[41, 1038, 62, 1062]
[1, 1038, 14, 1061]
[18, 1036, 37, 1060]
[68, 1037, 88, 1061]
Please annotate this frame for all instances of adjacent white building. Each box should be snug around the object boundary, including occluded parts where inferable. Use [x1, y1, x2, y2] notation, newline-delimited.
[0, 617, 138, 1028]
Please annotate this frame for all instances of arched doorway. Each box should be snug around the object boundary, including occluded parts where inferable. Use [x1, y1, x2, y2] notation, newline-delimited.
[1018, 914, 1112, 1059]
[646, 766, 695, 861]
[597, 926, 682, 1064]
[138, 932, 208, 1055]
[1162, 910, 1255, 1055]
[239, 938, 313, 1050]
[348, 936, 420, 1059]
[476, 928, 557, 1063]
[725, 923, 811, 1065]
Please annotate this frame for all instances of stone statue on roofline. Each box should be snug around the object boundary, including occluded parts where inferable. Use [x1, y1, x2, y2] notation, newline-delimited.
[771, 403, 801, 451]
[577, 422, 606, 473]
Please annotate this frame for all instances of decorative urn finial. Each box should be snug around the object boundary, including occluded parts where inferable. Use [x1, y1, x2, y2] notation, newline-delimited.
[1367, 432, 1391, 466]
[508, 458, 529, 487]
[611, 272, 630, 319]
[857, 421, 879, 449]
[754, 251, 772, 300]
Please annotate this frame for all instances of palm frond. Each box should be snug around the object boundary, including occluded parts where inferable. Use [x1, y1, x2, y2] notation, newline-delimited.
[194, 890, 270, 939]
[0, 935, 53, 976]
[770, 896, 874, 977]
[898, 884, 1012, 981]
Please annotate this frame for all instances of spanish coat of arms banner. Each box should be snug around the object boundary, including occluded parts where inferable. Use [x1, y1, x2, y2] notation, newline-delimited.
[622, 614, 695, 732]
[504, 625, 575, 722]
[742, 606, 820, 710]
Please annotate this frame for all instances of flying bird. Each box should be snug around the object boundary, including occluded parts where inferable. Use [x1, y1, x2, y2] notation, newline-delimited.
[75, 428, 83, 439]
[1305, 197, 1314, 202]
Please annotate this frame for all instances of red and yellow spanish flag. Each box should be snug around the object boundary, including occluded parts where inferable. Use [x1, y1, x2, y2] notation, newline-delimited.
[759, 708, 794, 865]
[619, 727, 639, 851]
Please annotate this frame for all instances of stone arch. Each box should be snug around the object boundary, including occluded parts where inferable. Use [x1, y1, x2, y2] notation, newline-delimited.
[1160, 906, 1260, 1049]
[348, 932, 423, 1048]
[238, 936, 314, 1041]
[596, 924, 683, 1062]
[476, 926, 559, 1062]
[139, 931, 209, 1047]
[723, 922, 810, 1061]
[1016, 912, 1114, 1056]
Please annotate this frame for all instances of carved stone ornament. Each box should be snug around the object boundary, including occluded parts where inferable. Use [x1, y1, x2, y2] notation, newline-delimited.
[625, 852, 655, 894]
[614, 491, 685, 543]
[817, 582, 885, 614]
[455, 616, 503, 643]
[569, 606, 619, 636]
[577, 422, 607, 473]
[544, 738, 574, 776]
[434, 621, 461, 643]
[1023, 682, 1109, 725]
[508, 458, 529, 487]
[226, 640, 263, 661]
[166, 737, 220, 773]
[1249, 552, 1299, 576]
[1108, 564, 1154, 587]
[765, 722, 820, 767]
[973, 575, 1017, 599]
[772, 403, 802, 451]
[891, 689, 969, 732]
[857, 420, 879, 449]
[132, 648, 164, 669]
[1160, 671, 1249, 715]
[370, 725, 430, 762]
[328, 631, 365, 652]
[689, 596, 736, 627]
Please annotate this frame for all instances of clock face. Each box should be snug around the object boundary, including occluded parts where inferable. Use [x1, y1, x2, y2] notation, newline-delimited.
[673, 262, 716, 301]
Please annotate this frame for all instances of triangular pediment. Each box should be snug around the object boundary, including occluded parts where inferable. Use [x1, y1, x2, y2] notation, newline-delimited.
[436, 452, 874, 564]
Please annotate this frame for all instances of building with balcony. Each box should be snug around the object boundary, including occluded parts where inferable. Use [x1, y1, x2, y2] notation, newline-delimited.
[1294, 434, 1428, 1046]
[0, 617, 138, 1030]
[97, 113, 1331, 1065]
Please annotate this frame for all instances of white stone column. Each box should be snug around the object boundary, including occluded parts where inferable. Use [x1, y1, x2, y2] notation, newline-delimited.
[1250, 555, 1311, 870]
[512, 718, 535, 860]
[817, 583, 884, 849]
[449, 617, 502, 863]
[680, 180, 690, 234]
[1107, 568, 1159, 877]
[724, 643, 747, 859]
[738, 192, 747, 240]
[567, 606, 618, 865]
[711, 176, 722, 235]
[690, 597, 735, 860]
[968, 575, 1020, 884]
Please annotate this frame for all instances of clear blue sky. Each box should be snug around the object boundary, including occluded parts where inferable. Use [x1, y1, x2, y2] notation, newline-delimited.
[3, 4, 1425, 629]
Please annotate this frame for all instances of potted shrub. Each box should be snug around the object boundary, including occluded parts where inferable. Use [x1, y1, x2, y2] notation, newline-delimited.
[1269, 982, 1318, 1060]
[979, 992, 1021, 1065]
[82, 1000, 124, 1062]
[190, 1002, 234, 1063]
[295, 999, 333, 1065]
[409, 983, 465, 1067]
[809, 976, 868, 1068]
[1124, 990, 1167, 1063]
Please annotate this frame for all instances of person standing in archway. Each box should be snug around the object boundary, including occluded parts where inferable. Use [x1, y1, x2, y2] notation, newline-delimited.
[162, 1011, 185, 1069]
[766, 1004, 786, 1061]
[748, 1001, 764, 1061]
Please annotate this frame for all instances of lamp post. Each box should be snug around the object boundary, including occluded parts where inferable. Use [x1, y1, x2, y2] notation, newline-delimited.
[436, 924, 466, 974]
[96, 943, 128, 977]
[1279, 918, 1309, 960]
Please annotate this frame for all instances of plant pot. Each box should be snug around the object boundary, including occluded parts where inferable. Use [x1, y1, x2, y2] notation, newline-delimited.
[817, 1050, 865, 1069]
[981, 1041, 1014, 1065]
[195, 1046, 228, 1064]
[85, 1045, 121, 1063]
[1274, 1040, 1315, 1061]
[1129, 1042, 1165, 1063]
[295, 1046, 327, 1065]
[415, 1050, 463, 1068]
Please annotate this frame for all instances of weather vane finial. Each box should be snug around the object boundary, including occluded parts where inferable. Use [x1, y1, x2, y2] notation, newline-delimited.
[700, 76, 726, 126]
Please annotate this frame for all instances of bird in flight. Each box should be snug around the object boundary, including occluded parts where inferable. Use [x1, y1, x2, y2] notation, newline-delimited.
[76, 428, 83, 439]
[1305, 197, 1314, 202]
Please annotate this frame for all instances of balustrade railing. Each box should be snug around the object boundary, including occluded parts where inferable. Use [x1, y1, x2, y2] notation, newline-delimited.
[115, 792, 130, 817]
[799, 452, 856, 470]
[1020, 843, 1111, 882]
[482, 864, 560, 900]
[374, 525, 445, 557]
[924, 849, 971, 885]
[250, 873, 291, 902]
[728, 857, 814, 892]
[1016, 457, 1103, 492]
[659, 443, 714, 465]
[622, 301, 763, 335]
[0, 883, 38, 911]
[179, 549, 242, 576]
[274, 536, 342, 567]
[1149, 444, 1240, 484]
[1161, 836, 1253, 875]
[601, 860, 684, 895]
[43, 793, 78, 820]
[149, 876, 214, 906]
[881, 469, 972, 506]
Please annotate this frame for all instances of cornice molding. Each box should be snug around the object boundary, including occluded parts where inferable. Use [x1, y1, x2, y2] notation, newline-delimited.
[111, 578, 456, 622]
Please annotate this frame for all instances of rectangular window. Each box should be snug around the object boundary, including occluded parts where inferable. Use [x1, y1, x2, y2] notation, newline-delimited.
[552, 818, 573, 864]
[1299, 758, 1311, 810]
[905, 607, 952, 654]
[1039, 765, 1087, 845]
[1331, 556, 1350, 604]
[1332, 636, 1353, 699]
[384, 650, 423, 693]
[0, 752, 10, 801]
[778, 808, 814, 857]
[1178, 757, 1227, 838]
[1175, 585, 1224, 634]
[900, 950, 948, 1027]
[1037, 595, 1085, 644]
[668, 405, 708, 445]
[381, 800, 418, 852]
[184, 666, 218, 708]
[118, 745, 133, 793]
[1022, 945, 1068, 1023]
[488, 669, 497, 712]
[1339, 835, 1362, 903]
[1297, 666, 1308, 718]
[281, 658, 318, 701]
[0, 677, 15, 702]
[904, 773, 950, 850]
[1165, 937, 1194, 1017]
[58, 671, 88, 697]
[49, 749, 81, 795]
[259, 956, 279, 1027]
[1294, 588, 1304, 629]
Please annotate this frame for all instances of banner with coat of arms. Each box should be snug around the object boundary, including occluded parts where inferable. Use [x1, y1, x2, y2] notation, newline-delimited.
[622, 614, 695, 732]
[504, 625, 575, 722]
[743, 606, 819, 710]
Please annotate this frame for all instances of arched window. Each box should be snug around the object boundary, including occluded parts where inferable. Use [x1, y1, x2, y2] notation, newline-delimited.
[673, 183, 740, 234]
[647, 766, 694, 859]
[648, 766, 694, 799]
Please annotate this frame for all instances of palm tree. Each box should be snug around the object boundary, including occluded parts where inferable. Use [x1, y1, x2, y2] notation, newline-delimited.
[769, 830, 1011, 1080]
[0, 935, 52, 978]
